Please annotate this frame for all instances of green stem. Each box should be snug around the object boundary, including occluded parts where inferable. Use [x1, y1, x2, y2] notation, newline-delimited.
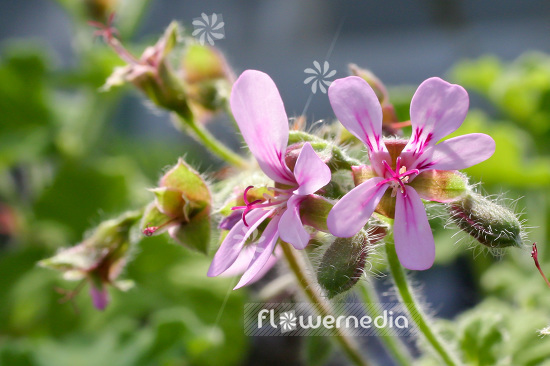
[176, 115, 248, 169]
[385, 241, 461, 366]
[280, 242, 370, 366]
[357, 282, 413, 366]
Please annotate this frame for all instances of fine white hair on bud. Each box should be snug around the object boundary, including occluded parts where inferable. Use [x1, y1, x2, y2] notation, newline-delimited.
[447, 192, 525, 252]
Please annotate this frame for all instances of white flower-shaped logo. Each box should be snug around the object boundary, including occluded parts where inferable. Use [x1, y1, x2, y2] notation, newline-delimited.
[279, 311, 297, 333]
[192, 13, 225, 46]
[304, 61, 336, 94]
[232, 225, 265, 244]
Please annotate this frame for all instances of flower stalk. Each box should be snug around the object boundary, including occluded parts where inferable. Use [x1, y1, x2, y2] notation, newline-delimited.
[280, 241, 370, 366]
[385, 239, 461, 366]
[174, 112, 248, 169]
[357, 281, 413, 366]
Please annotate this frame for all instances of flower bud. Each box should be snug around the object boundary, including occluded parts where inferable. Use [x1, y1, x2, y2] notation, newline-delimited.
[141, 158, 212, 253]
[100, 22, 194, 122]
[38, 210, 141, 310]
[181, 43, 235, 124]
[317, 231, 370, 298]
[449, 193, 523, 249]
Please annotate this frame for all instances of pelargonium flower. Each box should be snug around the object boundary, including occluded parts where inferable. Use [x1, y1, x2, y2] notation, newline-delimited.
[327, 76, 495, 270]
[208, 70, 331, 289]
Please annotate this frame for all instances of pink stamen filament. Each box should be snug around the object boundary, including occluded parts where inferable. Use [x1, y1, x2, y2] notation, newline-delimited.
[231, 185, 291, 227]
[532, 243, 550, 288]
[89, 13, 140, 65]
[377, 157, 419, 197]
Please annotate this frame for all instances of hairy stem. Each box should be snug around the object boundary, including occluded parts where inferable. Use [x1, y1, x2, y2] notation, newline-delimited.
[357, 282, 413, 366]
[280, 242, 370, 366]
[175, 114, 248, 169]
[385, 241, 461, 366]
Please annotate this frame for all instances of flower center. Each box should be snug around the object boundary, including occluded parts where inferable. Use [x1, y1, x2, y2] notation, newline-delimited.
[231, 186, 292, 226]
[377, 157, 419, 197]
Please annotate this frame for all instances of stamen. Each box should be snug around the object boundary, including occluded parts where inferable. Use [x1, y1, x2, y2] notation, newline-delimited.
[229, 185, 290, 227]
[532, 243, 550, 288]
[378, 159, 419, 197]
[88, 12, 140, 65]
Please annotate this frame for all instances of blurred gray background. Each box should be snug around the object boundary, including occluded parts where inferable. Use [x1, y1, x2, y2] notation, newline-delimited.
[1, 0, 549, 125]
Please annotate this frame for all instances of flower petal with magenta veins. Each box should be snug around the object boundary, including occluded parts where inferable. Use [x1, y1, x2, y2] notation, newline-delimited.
[423, 133, 496, 171]
[293, 142, 331, 196]
[230, 70, 294, 185]
[279, 195, 310, 250]
[207, 209, 272, 277]
[394, 186, 435, 270]
[328, 76, 386, 154]
[403, 77, 469, 158]
[234, 215, 281, 289]
[328, 177, 388, 238]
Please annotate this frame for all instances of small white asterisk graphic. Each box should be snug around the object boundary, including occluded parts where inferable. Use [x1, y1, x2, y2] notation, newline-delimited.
[304, 60, 336, 94]
[192, 13, 225, 46]
[279, 311, 297, 333]
[232, 225, 265, 244]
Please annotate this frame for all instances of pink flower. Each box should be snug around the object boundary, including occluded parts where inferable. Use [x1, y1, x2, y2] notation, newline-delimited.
[208, 70, 331, 289]
[327, 76, 495, 270]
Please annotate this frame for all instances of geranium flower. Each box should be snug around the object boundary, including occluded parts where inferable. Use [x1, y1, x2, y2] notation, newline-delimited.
[208, 70, 331, 289]
[327, 76, 495, 270]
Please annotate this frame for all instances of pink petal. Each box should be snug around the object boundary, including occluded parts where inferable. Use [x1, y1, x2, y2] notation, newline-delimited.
[221, 245, 281, 284]
[293, 142, 331, 196]
[327, 177, 388, 237]
[279, 195, 310, 249]
[230, 70, 295, 185]
[234, 215, 281, 289]
[90, 284, 109, 311]
[403, 77, 469, 159]
[328, 76, 386, 154]
[419, 133, 495, 171]
[217, 244, 255, 277]
[394, 186, 435, 270]
[207, 209, 272, 277]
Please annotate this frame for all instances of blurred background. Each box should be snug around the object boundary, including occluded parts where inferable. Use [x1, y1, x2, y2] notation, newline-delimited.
[1, 1, 550, 365]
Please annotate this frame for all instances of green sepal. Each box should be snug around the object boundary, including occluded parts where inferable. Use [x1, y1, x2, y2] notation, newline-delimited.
[299, 195, 333, 232]
[150, 187, 185, 218]
[170, 209, 211, 254]
[140, 203, 174, 235]
[161, 158, 211, 205]
[409, 170, 469, 203]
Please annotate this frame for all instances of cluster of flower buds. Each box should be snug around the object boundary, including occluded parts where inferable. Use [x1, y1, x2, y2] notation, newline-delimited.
[92, 16, 234, 126]
[38, 210, 140, 310]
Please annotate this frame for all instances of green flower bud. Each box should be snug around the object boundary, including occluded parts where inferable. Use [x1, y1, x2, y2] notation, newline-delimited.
[141, 158, 212, 254]
[317, 231, 370, 298]
[449, 193, 523, 249]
